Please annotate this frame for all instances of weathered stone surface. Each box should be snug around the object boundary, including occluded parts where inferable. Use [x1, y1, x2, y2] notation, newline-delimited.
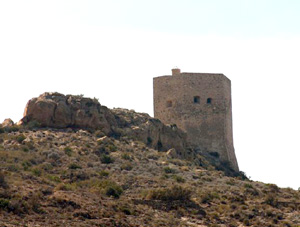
[20, 92, 116, 134]
[112, 108, 187, 152]
[153, 69, 239, 171]
[20, 93, 188, 154]
[1, 118, 14, 127]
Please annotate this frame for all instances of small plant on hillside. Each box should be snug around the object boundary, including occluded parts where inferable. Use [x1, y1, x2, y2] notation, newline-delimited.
[68, 163, 82, 169]
[146, 185, 191, 201]
[16, 134, 26, 143]
[98, 170, 109, 177]
[0, 172, 8, 189]
[164, 167, 176, 174]
[121, 153, 132, 161]
[22, 161, 32, 171]
[56, 183, 75, 191]
[100, 154, 114, 164]
[64, 146, 73, 156]
[120, 163, 133, 171]
[172, 175, 185, 183]
[0, 199, 9, 210]
[107, 144, 117, 152]
[25, 120, 41, 129]
[31, 168, 42, 177]
[91, 179, 123, 199]
[105, 184, 123, 198]
[47, 175, 61, 183]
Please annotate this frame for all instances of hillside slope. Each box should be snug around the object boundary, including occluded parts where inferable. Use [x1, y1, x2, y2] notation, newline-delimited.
[0, 93, 299, 226]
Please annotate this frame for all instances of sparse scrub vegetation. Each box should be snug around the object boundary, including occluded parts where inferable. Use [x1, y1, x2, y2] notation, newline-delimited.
[16, 134, 26, 143]
[64, 146, 73, 156]
[68, 163, 82, 169]
[0, 172, 8, 189]
[0, 126, 298, 226]
[146, 185, 191, 201]
[100, 154, 114, 164]
[163, 166, 176, 174]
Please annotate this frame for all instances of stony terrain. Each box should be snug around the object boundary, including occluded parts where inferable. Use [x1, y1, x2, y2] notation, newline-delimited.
[0, 93, 299, 227]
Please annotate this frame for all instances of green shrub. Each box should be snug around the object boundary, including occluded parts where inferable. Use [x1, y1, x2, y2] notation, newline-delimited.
[64, 147, 72, 156]
[146, 185, 191, 201]
[200, 191, 220, 203]
[121, 153, 132, 160]
[244, 183, 253, 189]
[22, 161, 32, 171]
[91, 180, 123, 198]
[267, 183, 280, 193]
[107, 144, 117, 152]
[265, 194, 278, 207]
[47, 175, 61, 183]
[16, 134, 26, 143]
[147, 137, 152, 145]
[25, 120, 41, 129]
[0, 199, 9, 209]
[22, 146, 29, 152]
[121, 163, 133, 171]
[173, 175, 185, 183]
[31, 168, 42, 177]
[164, 167, 176, 174]
[100, 154, 114, 164]
[56, 183, 75, 191]
[98, 170, 109, 177]
[68, 163, 82, 170]
[0, 172, 8, 189]
[105, 185, 123, 198]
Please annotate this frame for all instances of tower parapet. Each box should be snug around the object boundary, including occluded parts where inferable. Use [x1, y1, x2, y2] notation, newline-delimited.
[172, 68, 181, 76]
[153, 68, 239, 171]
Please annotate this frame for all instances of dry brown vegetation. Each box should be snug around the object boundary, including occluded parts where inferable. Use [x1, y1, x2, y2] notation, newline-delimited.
[0, 125, 299, 226]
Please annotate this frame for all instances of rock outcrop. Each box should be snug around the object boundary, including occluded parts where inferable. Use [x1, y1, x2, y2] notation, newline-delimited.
[20, 92, 117, 134]
[1, 119, 14, 127]
[20, 93, 187, 153]
[112, 108, 187, 152]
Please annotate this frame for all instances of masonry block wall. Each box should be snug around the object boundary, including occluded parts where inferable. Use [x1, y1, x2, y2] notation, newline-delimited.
[153, 69, 239, 171]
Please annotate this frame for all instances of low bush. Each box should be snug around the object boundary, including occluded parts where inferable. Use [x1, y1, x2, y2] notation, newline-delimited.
[146, 185, 191, 201]
[68, 163, 82, 170]
[107, 144, 117, 152]
[121, 153, 132, 160]
[173, 175, 185, 183]
[0, 172, 8, 189]
[163, 167, 176, 174]
[100, 154, 114, 164]
[121, 163, 133, 171]
[0, 199, 9, 209]
[31, 168, 42, 177]
[16, 134, 26, 144]
[64, 147, 73, 156]
[91, 180, 123, 198]
[98, 170, 109, 177]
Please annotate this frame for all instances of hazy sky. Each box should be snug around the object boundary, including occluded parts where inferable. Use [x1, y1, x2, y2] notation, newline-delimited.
[1, 0, 300, 189]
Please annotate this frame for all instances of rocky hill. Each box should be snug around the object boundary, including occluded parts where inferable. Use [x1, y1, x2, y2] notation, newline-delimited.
[0, 93, 299, 226]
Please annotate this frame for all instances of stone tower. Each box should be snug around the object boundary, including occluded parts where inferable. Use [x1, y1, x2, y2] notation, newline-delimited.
[153, 68, 239, 171]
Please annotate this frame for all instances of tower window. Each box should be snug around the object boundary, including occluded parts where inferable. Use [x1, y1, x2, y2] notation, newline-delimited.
[194, 96, 200, 104]
[207, 98, 212, 104]
[166, 100, 172, 107]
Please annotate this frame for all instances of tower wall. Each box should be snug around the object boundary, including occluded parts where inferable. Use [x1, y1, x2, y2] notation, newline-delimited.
[153, 71, 239, 171]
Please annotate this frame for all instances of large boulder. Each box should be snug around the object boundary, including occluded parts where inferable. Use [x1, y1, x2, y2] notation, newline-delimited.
[20, 92, 117, 134]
